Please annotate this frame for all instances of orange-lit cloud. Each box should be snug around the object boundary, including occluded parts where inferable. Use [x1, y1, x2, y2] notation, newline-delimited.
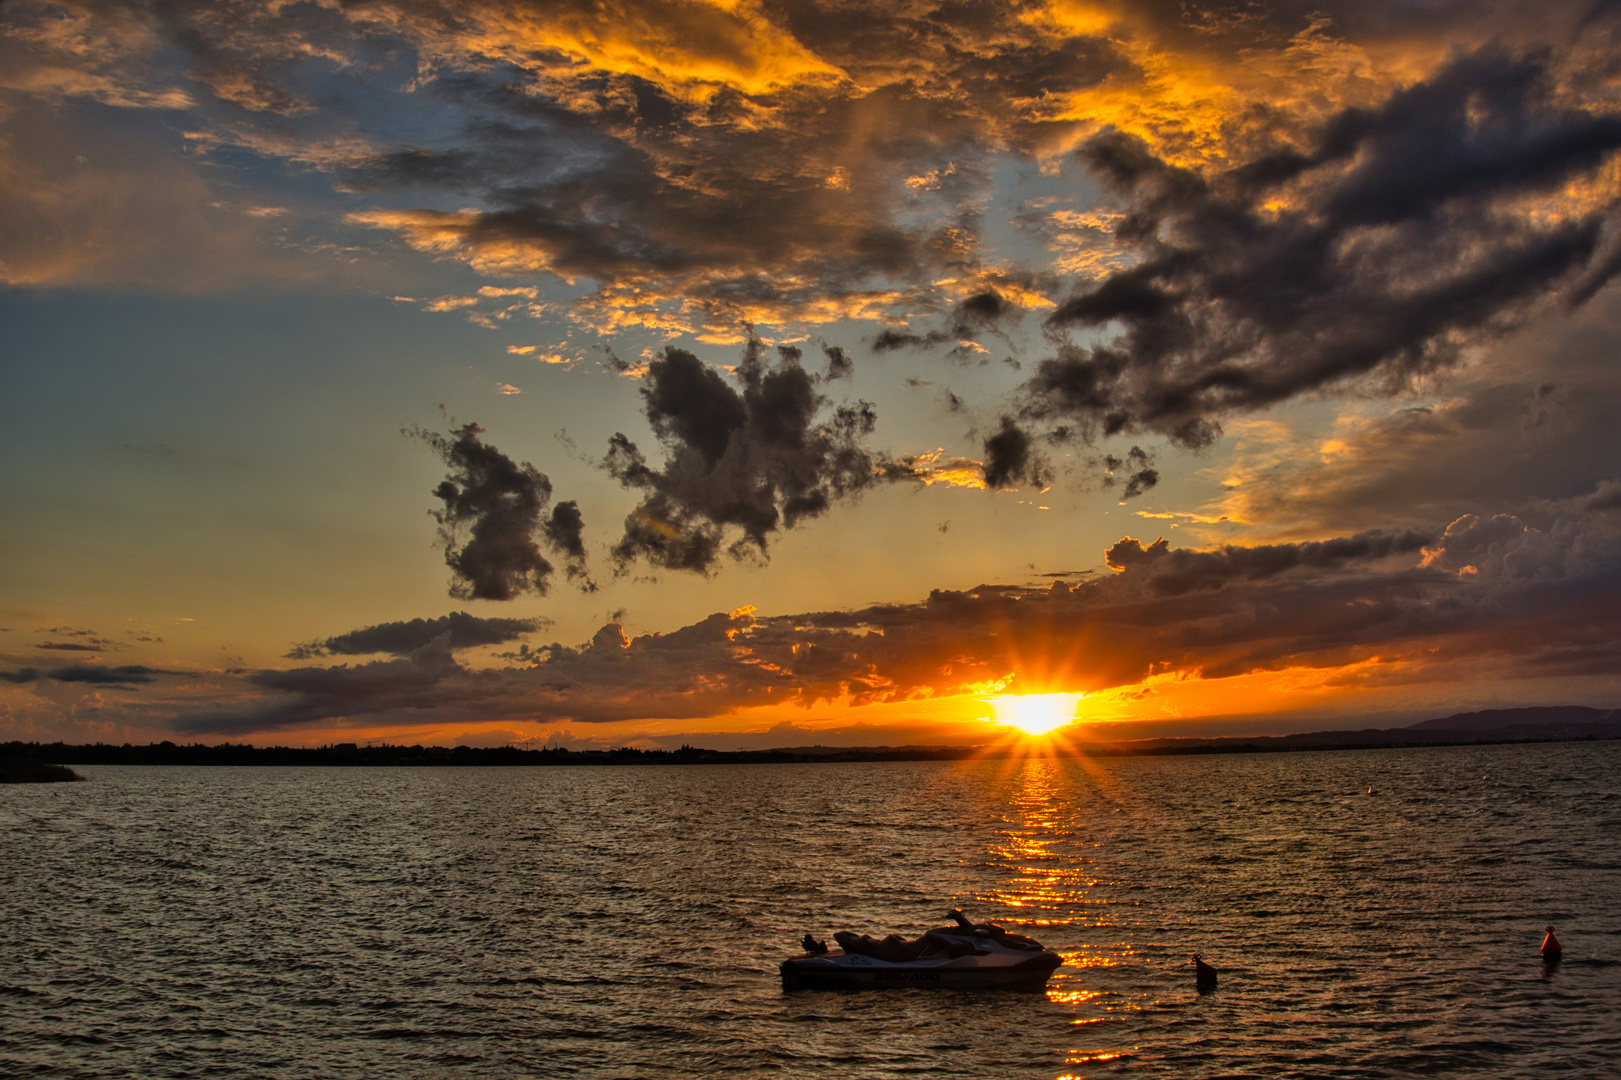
[9, 498, 1618, 743]
[19, 0, 1609, 330]
[880, 449, 987, 490]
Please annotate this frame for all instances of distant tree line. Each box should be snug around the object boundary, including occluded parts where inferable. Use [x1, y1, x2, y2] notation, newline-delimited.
[0, 740, 987, 767]
[5, 726, 1615, 771]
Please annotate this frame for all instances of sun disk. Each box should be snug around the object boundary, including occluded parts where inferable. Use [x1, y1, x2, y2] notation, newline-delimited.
[986, 693, 1082, 736]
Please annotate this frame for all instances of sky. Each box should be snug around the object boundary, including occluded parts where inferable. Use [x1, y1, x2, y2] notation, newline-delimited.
[3, 0, 1621, 750]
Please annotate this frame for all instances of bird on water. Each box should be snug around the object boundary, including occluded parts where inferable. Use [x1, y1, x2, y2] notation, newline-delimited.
[1541, 925, 1562, 960]
[1193, 954, 1218, 987]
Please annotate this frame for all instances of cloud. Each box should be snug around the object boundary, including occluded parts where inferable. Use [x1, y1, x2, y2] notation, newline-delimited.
[0, 74, 422, 291]
[1103, 528, 1435, 595]
[10, 0, 1617, 354]
[0, 0, 1117, 317]
[1022, 46, 1621, 447]
[981, 416, 1049, 490]
[413, 422, 588, 600]
[163, 504, 1621, 737]
[869, 287, 1035, 357]
[1583, 479, 1621, 513]
[821, 343, 855, 380]
[179, 634, 468, 734]
[875, 449, 986, 489]
[604, 342, 879, 573]
[1, 664, 177, 686]
[1102, 445, 1159, 500]
[286, 611, 547, 659]
[1173, 294, 1621, 539]
[542, 501, 590, 584]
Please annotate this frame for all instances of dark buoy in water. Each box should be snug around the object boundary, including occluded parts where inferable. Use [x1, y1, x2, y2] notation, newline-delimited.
[1541, 925, 1562, 961]
[1193, 953, 1218, 989]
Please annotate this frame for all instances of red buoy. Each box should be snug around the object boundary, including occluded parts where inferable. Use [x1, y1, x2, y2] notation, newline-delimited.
[1193, 953, 1218, 987]
[1541, 925, 1562, 959]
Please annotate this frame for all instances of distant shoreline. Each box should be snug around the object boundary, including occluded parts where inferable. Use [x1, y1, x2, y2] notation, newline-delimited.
[7, 730, 1618, 769]
[8, 706, 1616, 768]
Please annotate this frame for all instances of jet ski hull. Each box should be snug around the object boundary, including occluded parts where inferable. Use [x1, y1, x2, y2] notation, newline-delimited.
[780, 948, 1062, 992]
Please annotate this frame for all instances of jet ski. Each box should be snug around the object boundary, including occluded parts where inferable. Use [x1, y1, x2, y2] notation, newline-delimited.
[780, 910, 1063, 992]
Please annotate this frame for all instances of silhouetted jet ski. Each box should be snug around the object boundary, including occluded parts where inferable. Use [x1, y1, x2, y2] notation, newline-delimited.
[780, 912, 1063, 992]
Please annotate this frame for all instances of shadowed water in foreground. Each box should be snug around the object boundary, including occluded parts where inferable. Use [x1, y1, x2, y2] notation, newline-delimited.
[3, 743, 1618, 1077]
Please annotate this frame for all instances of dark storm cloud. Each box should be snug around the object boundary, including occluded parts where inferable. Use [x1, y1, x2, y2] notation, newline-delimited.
[820, 343, 855, 381]
[1103, 446, 1159, 500]
[38, 665, 176, 686]
[543, 501, 590, 581]
[1102, 529, 1435, 596]
[981, 416, 1049, 490]
[872, 328, 955, 353]
[285, 611, 547, 660]
[169, 506, 1621, 734]
[1025, 47, 1621, 446]
[1120, 470, 1157, 499]
[604, 343, 879, 573]
[177, 634, 468, 734]
[951, 290, 1022, 337]
[871, 290, 1028, 354]
[414, 423, 588, 600]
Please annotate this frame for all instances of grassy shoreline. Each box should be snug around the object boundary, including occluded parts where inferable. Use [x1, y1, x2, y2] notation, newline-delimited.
[0, 758, 85, 783]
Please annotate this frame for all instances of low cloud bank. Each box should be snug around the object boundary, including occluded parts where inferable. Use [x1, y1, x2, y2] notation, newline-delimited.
[169, 498, 1621, 736]
[0, 664, 179, 686]
[286, 612, 546, 659]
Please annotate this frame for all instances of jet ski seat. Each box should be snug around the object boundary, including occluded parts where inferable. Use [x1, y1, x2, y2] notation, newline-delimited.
[833, 929, 983, 962]
[833, 931, 929, 962]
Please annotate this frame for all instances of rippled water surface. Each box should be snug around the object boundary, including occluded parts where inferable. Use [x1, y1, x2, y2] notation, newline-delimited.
[5, 743, 1621, 1077]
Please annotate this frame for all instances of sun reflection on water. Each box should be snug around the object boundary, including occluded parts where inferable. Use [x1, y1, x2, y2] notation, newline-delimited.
[973, 757, 1137, 1067]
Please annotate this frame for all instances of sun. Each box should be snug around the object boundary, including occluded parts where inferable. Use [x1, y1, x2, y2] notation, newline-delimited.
[985, 693, 1082, 737]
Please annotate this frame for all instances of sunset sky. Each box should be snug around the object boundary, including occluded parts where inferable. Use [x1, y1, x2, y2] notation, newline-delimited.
[3, 0, 1620, 749]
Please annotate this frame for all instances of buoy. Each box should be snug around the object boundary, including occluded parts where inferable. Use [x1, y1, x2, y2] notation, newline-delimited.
[1193, 953, 1218, 987]
[1541, 925, 1562, 960]
[1367, 785, 1375, 795]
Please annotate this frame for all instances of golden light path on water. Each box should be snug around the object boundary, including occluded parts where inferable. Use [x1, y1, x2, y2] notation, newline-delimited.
[969, 746, 1145, 1073]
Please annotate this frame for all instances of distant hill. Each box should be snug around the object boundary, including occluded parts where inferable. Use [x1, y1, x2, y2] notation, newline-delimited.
[1100, 704, 1621, 753]
[1403, 705, 1619, 732]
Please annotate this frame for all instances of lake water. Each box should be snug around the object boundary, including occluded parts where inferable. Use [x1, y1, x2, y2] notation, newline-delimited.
[4, 743, 1620, 1078]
